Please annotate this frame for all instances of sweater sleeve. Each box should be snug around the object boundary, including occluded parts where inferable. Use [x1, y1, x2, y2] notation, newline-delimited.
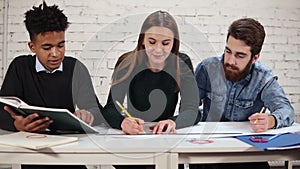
[170, 53, 201, 129]
[0, 57, 25, 131]
[102, 90, 125, 129]
[102, 65, 129, 129]
[71, 60, 107, 126]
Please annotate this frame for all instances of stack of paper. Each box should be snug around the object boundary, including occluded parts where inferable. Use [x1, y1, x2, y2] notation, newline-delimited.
[0, 131, 78, 150]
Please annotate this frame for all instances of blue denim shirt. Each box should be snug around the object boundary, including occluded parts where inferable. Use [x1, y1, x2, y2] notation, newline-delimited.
[195, 56, 294, 128]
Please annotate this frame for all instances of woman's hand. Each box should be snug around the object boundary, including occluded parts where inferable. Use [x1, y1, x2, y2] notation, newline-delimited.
[150, 119, 176, 134]
[121, 117, 145, 135]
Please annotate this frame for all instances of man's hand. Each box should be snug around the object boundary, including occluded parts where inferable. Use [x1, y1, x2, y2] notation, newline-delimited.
[4, 106, 52, 132]
[74, 109, 94, 126]
[249, 113, 276, 132]
[150, 119, 176, 134]
[121, 117, 145, 135]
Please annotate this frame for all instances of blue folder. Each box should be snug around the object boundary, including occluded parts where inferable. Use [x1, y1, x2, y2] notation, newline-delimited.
[236, 133, 300, 151]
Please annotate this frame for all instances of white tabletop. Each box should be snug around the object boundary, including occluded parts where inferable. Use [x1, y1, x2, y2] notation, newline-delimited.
[0, 122, 299, 169]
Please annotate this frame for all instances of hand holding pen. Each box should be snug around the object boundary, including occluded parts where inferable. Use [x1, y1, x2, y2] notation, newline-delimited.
[248, 107, 269, 132]
[115, 100, 146, 135]
[254, 107, 265, 124]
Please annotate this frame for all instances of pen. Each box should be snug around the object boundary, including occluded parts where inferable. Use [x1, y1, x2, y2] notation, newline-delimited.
[268, 132, 288, 141]
[268, 134, 280, 141]
[115, 100, 146, 133]
[254, 107, 265, 124]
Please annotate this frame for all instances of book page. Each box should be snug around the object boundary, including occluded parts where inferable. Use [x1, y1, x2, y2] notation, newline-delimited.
[0, 96, 26, 107]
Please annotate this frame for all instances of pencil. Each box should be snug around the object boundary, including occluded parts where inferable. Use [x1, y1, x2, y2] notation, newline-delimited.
[115, 100, 146, 133]
[254, 107, 265, 124]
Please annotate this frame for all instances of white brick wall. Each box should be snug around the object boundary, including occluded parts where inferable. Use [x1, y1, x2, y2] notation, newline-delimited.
[1, 0, 300, 120]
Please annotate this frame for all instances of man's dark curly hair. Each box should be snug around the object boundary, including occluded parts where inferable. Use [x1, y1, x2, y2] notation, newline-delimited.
[24, 1, 69, 41]
[226, 18, 265, 57]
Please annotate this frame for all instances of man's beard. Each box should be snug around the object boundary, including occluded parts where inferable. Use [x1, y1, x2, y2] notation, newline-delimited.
[223, 59, 252, 82]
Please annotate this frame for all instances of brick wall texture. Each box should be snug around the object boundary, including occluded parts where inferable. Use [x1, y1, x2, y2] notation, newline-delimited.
[0, 0, 300, 121]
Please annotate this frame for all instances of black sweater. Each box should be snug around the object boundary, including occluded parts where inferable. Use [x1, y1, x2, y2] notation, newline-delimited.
[102, 53, 200, 129]
[0, 55, 104, 131]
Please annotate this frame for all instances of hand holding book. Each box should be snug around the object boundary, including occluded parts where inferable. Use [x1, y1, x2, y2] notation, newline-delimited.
[4, 106, 53, 132]
[0, 96, 98, 133]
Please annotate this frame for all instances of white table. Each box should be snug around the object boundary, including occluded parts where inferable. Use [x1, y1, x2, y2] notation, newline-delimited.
[170, 122, 300, 169]
[0, 134, 175, 169]
[0, 122, 299, 169]
[170, 137, 300, 169]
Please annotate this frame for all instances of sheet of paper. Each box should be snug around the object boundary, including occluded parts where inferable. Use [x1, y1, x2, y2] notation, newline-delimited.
[176, 122, 300, 138]
[93, 122, 300, 139]
[94, 122, 157, 135]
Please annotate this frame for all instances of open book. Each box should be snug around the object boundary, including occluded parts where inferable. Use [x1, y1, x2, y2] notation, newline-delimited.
[0, 131, 78, 150]
[0, 96, 98, 133]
